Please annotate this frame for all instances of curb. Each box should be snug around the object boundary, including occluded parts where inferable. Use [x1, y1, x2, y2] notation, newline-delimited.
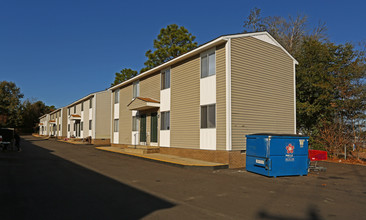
[96, 147, 228, 170]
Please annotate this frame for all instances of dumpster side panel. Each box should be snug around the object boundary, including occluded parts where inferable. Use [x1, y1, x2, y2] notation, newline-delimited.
[269, 155, 308, 177]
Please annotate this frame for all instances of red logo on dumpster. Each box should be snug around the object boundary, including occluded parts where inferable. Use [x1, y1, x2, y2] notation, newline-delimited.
[286, 144, 294, 154]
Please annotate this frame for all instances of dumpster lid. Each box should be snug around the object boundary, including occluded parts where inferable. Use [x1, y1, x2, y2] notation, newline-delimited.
[246, 133, 308, 137]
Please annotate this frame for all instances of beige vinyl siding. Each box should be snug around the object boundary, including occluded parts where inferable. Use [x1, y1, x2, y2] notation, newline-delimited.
[118, 84, 133, 144]
[171, 55, 200, 149]
[95, 91, 111, 139]
[83, 101, 89, 133]
[216, 43, 226, 150]
[231, 36, 295, 150]
[140, 72, 160, 100]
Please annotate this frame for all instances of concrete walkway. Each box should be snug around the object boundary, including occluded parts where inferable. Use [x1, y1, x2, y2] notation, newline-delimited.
[96, 146, 228, 170]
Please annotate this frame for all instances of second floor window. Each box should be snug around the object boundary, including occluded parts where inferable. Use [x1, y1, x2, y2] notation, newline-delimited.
[115, 89, 120, 104]
[81, 102, 84, 111]
[133, 81, 139, 98]
[89, 98, 93, 109]
[74, 105, 76, 113]
[161, 69, 170, 90]
[201, 50, 216, 78]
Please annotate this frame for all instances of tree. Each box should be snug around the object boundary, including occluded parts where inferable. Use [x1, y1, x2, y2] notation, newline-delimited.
[111, 68, 138, 86]
[20, 99, 55, 133]
[141, 24, 198, 73]
[243, 7, 327, 55]
[296, 38, 366, 153]
[0, 81, 24, 127]
[295, 38, 335, 135]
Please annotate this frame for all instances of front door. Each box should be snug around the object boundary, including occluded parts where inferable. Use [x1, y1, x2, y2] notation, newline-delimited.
[150, 112, 158, 143]
[140, 114, 146, 142]
[75, 121, 81, 137]
[53, 124, 56, 136]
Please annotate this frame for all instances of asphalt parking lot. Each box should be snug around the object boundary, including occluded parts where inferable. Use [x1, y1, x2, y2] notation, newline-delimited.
[1, 135, 365, 220]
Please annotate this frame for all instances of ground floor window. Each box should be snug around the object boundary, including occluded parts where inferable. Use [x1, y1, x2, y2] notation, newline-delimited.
[81, 122, 83, 131]
[161, 111, 170, 130]
[201, 104, 216, 128]
[114, 119, 119, 132]
[68, 124, 70, 131]
[89, 120, 92, 130]
[132, 116, 138, 131]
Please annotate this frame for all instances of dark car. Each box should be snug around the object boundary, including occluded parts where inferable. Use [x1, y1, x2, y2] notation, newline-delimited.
[0, 128, 15, 151]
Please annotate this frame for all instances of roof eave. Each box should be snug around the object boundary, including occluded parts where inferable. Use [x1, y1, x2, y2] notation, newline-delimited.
[109, 37, 228, 91]
[109, 31, 299, 91]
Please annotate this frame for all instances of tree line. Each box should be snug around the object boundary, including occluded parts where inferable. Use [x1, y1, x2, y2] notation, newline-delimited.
[0, 81, 55, 133]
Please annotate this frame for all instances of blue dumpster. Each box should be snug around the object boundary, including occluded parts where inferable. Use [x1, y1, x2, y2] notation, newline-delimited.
[246, 134, 309, 177]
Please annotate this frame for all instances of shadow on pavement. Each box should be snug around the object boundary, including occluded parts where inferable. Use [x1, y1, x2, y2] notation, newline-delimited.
[0, 137, 175, 220]
[258, 205, 323, 220]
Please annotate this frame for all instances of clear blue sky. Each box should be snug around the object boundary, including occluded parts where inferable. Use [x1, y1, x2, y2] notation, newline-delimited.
[1, 0, 365, 108]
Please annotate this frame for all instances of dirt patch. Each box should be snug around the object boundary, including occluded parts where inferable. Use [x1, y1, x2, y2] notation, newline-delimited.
[327, 157, 366, 166]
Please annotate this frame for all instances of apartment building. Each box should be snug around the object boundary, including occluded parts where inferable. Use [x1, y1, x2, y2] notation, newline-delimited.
[66, 90, 111, 145]
[49, 108, 67, 138]
[109, 32, 297, 167]
[39, 114, 49, 136]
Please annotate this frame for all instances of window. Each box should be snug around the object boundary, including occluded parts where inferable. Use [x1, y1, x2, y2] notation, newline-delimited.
[132, 116, 139, 131]
[114, 89, 119, 104]
[74, 105, 76, 113]
[89, 120, 92, 130]
[68, 108, 70, 115]
[201, 104, 216, 128]
[81, 102, 84, 111]
[59, 124, 61, 130]
[201, 51, 216, 78]
[133, 81, 139, 98]
[114, 119, 119, 132]
[161, 69, 170, 90]
[161, 111, 170, 130]
[89, 98, 93, 109]
[81, 122, 83, 131]
[59, 111, 61, 117]
[68, 124, 70, 131]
